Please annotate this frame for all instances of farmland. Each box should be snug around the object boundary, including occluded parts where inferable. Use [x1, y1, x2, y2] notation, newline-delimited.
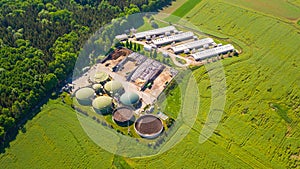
[172, 0, 202, 17]
[223, 0, 300, 21]
[1, 0, 300, 168]
[0, 100, 115, 168]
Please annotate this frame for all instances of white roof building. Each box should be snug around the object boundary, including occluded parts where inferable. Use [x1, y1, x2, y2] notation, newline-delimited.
[152, 32, 194, 46]
[191, 44, 234, 61]
[170, 38, 214, 54]
[134, 26, 177, 40]
[115, 34, 128, 41]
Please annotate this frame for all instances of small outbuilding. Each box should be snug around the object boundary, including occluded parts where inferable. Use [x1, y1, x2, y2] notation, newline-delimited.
[144, 44, 152, 51]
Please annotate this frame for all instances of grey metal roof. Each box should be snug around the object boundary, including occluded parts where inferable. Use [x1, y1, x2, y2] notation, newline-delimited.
[171, 38, 214, 53]
[115, 34, 128, 40]
[152, 32, 194, 46]
[134, 26, 177, 39]
[130, 58, 165, 82]
[191, 44, 234, 60]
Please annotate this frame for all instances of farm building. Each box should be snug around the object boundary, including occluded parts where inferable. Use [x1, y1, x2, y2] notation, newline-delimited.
[134, 26, 177, 40]
[115, 34, 128, 41]
[75, 87, 95, 105]
[191, 44, 235, 61]
[112, 107, 135, 126]
[144, 44, 152, 51]
[134, 114, 164, 139]
[112, 52, 147, 72]
[171, 38, 214, 54]
[128, 58, 165, 90]
[92, 72, 109, 84]
[152, 32, 194, 46]
[120, 92, 140, 108]
[92, 96, 113, 115]
[104, 80, 124, 97]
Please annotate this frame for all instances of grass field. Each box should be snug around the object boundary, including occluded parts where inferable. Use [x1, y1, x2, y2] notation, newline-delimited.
[1, 0, 300, 168]
[0, 100, 116, 168]
[172, 0, 202, 17]
[223, 0, 300, 21]
[160, 0, 187, 14]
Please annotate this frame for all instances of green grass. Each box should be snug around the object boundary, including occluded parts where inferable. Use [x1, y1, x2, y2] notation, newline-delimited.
[172, 0, 202, 17]
[223, 0, 300, 20]
[1, 0, 300, 168]
[0, 100, 116, 168]
[161, 0, 187, 14]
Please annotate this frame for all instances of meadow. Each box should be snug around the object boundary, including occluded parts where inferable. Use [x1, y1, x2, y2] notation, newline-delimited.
[1, 0, 300, 168]
[223, 0, 300, 21]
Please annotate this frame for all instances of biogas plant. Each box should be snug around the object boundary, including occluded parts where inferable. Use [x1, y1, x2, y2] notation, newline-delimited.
[73, 51, 174, 139]
[72, 25, 237, 139]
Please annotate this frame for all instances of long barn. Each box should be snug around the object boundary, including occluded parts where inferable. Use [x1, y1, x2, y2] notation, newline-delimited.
[171, 38, 214, 54]
[134, 26, 177, 40]
[191, 44, 235, 61]
[152, 32, 194, 46]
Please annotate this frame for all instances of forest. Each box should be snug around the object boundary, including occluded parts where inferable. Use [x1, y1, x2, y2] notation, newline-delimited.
[0, 0, 172, 146]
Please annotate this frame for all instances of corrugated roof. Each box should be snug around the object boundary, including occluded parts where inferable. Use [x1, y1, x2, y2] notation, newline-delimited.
[152, 32, 194, 46]
[171, 38, 214, 53]
[115, 34, 128, 40]
[191, 44, 234, 60]
[134, 26, 176, 39]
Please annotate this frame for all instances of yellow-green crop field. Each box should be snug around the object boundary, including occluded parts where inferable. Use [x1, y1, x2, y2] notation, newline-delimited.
[1, 0, 300, 168]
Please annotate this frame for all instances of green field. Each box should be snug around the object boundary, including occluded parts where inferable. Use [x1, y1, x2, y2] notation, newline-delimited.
[0, 100, 115, 168]
[161, 0, 187, 14]
[172, 0, 202, 17]
[223, 0, 300, 21]
[1, 0, 300, 168]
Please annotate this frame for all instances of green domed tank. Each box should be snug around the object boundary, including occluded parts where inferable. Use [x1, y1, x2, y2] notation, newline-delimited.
[93, 72, 109, 84]
[75, 87, 95, 105]
[104, 80, 124, 97]
[92, 96, 113, 115]
[120, 92, 140, 107]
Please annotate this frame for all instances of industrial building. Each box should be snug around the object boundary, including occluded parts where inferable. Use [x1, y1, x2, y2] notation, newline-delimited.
[128, 58, 165, 90]
[115, 34, 128, 41]
[92, 96, 113, 115]
[152, 32, 194, 46]
[134, 26, 177, 40]
[170, 38, 214, 54]
[112, 52, 147, 72]
[134, 114, 164, 139]
[75, 87, 95, 105]
[191, 44, 235, 61]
